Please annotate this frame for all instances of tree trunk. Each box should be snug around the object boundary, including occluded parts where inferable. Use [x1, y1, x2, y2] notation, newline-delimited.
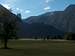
[4, 37, 8, 49]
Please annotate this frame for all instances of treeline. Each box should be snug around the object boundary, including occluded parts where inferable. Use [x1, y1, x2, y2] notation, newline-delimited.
[21, 35, 64, 40]
[20, 32, 75, 40]
[64, 32, 75, 40]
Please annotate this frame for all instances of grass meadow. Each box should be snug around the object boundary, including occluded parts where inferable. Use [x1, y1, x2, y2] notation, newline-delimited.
[0, 40, 75, 56]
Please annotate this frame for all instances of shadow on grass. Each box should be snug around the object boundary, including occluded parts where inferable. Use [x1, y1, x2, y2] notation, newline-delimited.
[0, 47, 26, 52]
[0, 47, 13, 50]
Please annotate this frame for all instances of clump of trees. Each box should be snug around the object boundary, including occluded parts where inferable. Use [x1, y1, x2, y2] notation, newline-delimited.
[1, 21, 17, 49]
[31, 35, 63, 40]
[0, 18, 18, 49]
[64, 32, 75, 40]
[0, 6, 21, 49]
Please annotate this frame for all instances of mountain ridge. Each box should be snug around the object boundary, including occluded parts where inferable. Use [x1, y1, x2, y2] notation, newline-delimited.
[23, 4, 75, 33]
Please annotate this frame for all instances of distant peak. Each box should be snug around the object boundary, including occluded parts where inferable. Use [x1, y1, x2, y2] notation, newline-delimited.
[68, 4, 75, 7]
[0, 4, 4, 8]
[68, 4, 75, 8]
[65, 4, 75, 11]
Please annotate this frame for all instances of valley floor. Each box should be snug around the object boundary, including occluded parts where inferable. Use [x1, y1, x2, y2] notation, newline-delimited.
[0, 40, 75, 56]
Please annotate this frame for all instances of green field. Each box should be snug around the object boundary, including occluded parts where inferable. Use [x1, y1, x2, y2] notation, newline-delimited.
[0, 40, 75, 56]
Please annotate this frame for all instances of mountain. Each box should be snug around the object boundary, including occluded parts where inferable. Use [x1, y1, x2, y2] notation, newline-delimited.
[0, 4, 22, 23]
[23, 11, 65, 31]
[23, 4, 75, 33]
[0, 4, 22, 35]
[64, 4, 75, 32]
[0, 4, 75, 38]
[18, 22, 63, 38]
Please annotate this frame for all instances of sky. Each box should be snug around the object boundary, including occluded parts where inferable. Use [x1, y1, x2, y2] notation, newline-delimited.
[0, 0, 75, 19]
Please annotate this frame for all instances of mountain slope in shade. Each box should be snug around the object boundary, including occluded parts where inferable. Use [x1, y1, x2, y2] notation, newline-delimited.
[64, 4, 75, 32]
[18, 22, 63, 37]
[23, 4, 75, 33]
[23, 11, 65, 31]
[17, 4, 75, 38]
[0, 4, 22, 36]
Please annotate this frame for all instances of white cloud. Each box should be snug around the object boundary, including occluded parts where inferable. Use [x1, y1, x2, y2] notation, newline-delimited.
[44, 0, 55, 12]
[12, 8, 23, 14]
[25, 10, 31, 13]
[2, 4, 10, 9]
[16, 8, 20, 11]
[44, 6, 51, 10]
[45, 0, 54, 3]
[3, 0, 16, 4]
[46, 0, 50, 3]
[15, 8, 21, 11]
[1, 0, 17, 9]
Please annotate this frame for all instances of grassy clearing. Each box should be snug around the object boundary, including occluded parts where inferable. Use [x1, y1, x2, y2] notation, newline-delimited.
[0, 40, 75, 56]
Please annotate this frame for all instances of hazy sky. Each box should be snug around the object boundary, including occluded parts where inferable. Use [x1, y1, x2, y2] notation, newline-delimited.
[0, 0, 75, 19]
